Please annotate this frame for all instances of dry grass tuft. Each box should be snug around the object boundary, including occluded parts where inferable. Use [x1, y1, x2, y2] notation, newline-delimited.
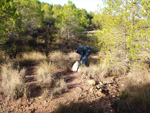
[52, 78, 68, 95]
[36, 60, 67, 99]
[78, 65, 101, 79]
[41, 78, 67, 99]
[126, 67, 150, 85]
[48, 51, 75, 71]
[119, 67, 150, 113]
[36, 61, 56, 84]
[21, 51, 47, 61]
[0, 62, 26, 100]
[18, 51, 47, 67]
[67, 52, 80, 62]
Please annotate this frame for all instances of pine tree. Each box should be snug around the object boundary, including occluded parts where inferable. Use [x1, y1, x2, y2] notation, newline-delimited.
[55, 0, 82, 41]
[0, 0, 22, 43]
[42, 3, 54, 25]
[94, 0, 150, 72]
[14, 0, 44, 34]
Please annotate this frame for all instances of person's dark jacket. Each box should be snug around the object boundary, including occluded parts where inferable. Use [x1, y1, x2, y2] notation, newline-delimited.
[76, 46, 92, 59]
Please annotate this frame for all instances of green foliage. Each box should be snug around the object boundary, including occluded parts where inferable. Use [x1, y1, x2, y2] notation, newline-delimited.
[42, 4, 54, 25]
[52, 5, 63, 19]
[94, 0, 150, 71]
[55, 0, 90, 41]
[92, 13, 102, 29]
[14, 0, 44, 33]
[141, 0, 150, 19]
[0, 0, 22, 44]
[78, 9, 90, 28]
[0, 0, 92, 58]
[55, 1, 82, 40]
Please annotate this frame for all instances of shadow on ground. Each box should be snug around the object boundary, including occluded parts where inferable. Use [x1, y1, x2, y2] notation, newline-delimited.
[53, 100, 104, 113]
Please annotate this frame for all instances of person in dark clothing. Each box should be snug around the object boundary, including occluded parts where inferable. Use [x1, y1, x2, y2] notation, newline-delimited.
[74, 46, 92, 65]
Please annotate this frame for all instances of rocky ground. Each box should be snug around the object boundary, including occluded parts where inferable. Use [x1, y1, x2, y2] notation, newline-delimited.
[0, 62, 126, 113]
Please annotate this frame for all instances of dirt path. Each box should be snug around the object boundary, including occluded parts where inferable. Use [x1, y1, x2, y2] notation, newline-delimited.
[2, 64, 122, 113]
[42, 72, 91, 113]
[31, 72, 89, 113]
[2, 68, 90, 112]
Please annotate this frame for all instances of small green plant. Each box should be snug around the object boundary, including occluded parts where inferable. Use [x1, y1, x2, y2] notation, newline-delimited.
[120, 91, 127, 99]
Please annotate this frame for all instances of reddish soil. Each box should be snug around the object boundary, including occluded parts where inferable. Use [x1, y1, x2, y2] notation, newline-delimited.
[0, 65, 124, 113]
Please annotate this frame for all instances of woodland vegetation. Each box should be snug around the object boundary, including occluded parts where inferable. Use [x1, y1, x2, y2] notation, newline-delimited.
[0, 0, 150, 113]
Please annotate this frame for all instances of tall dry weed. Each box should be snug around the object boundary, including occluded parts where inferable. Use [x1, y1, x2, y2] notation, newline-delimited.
[121, 67, 150, 113]
[126, 67, 150, 85]
[52, 78, 67, 95]
[36, 61, 56, 84]
[79, 65, 101, 79]
[0, 62, 26, 100]
[48, 51, 74, 71]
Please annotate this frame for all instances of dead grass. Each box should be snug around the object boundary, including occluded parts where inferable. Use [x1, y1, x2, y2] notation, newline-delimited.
[52, 78, 67, 95]
[48, 51, 77, 71]
[68, 52, 80, 62]
[78, 62, 114, 80]
[119, 67, 150, 113]
[78, 65, 101, 79]
[0, 51, 7, 64]
[36, 61, 56, 84]
[18, 51, 47, 67]
[79, 55, 127, 80]
[20, 51, 47, 61]
[36, 60, 67, 99]
[41, 78, 67, 99]
[78, 55, 109, 80]
[0, 62, 26, 100]
[126, 67, 150, 85]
